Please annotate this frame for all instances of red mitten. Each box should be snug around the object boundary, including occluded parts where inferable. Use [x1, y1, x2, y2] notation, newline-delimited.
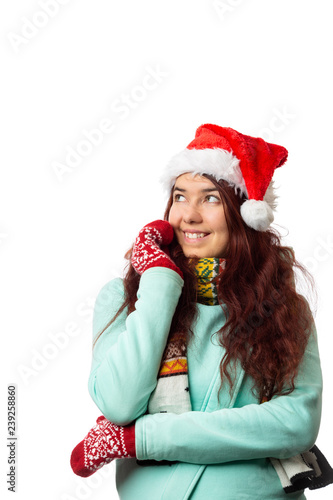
[70, 416, 136, 477]
[131, 220, 183, 278]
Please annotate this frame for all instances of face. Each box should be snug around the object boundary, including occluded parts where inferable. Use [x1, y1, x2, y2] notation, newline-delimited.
[168, 173, 229, 258]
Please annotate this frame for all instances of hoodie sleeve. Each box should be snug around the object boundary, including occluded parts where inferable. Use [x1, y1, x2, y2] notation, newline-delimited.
[88, 267, 183, 425]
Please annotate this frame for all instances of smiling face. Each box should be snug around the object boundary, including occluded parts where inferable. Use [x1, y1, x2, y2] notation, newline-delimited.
[168, 173, 229, 258]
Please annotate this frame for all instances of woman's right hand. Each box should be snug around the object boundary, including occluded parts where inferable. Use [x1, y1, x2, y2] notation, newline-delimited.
[131, 220, 183, 279]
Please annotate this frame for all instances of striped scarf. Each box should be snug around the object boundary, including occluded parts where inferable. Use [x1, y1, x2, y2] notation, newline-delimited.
[148, 257, 225, 415]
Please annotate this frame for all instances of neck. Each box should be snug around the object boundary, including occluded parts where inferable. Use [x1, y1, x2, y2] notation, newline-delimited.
[194, 257, 226, 305]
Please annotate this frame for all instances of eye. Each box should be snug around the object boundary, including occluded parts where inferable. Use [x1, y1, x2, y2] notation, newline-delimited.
[174, 193, 186, 202]
[206, 195, 220, 203]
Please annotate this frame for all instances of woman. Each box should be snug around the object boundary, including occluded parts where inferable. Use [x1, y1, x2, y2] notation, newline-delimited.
[70, 124, 327, 499]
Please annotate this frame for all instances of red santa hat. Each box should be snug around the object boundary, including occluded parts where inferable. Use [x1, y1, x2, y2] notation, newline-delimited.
[160, 124, 288, 231]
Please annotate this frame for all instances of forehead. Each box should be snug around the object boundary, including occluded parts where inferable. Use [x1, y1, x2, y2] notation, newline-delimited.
[173, 173, 217, 190]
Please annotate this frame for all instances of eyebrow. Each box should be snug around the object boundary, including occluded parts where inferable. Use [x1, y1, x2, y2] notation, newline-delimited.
[173, 187, 219, 193]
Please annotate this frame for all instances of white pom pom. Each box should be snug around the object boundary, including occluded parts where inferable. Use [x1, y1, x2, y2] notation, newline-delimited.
[240, 200, 274, 231]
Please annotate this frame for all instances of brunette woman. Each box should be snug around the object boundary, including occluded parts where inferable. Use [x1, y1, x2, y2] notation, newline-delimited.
[71, 124, 330, 499]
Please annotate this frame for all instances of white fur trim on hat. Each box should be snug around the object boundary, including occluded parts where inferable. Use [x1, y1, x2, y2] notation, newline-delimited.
[160, 148, 247, 196]
[240, 199, 274, 231]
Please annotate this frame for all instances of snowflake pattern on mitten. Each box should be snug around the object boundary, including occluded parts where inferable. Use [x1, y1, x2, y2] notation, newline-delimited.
[71, 416, 135, 477]
[84, 416, 130, 471]
[131, 220, 183, 278]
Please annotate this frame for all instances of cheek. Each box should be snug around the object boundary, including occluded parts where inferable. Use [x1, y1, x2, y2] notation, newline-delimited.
[210, 212, 229, 238]
[218, 222, 229, 241]
[218, 224, 229, 247]
[168, 205, 179, 227]
[206, 209, 226, 228]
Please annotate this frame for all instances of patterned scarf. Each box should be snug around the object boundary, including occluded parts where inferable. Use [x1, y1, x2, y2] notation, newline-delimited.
[147, 257, 225, 415]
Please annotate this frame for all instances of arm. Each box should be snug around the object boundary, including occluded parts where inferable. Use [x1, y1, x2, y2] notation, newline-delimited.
[135, 324, 322, 464]
[88, 267, 183, 425]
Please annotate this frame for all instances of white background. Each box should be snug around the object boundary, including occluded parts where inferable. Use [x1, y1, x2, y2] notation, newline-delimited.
[1, 1, 332, 498]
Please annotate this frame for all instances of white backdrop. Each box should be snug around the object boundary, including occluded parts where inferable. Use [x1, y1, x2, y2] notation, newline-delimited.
[1, 1, 333, 499]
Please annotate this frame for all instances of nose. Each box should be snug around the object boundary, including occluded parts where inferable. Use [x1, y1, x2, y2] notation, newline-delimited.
[182, 204, 203, 224]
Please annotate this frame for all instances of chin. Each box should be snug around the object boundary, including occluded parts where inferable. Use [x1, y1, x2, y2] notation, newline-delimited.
[182, 248, 204, 259]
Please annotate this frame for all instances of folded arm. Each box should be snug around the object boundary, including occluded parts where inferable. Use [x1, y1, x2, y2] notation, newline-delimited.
[88, 267, 184, 425]
[136, 326, 322, 464]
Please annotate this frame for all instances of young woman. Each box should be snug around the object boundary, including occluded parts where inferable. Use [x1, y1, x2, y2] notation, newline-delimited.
[70, 124, 329, 499]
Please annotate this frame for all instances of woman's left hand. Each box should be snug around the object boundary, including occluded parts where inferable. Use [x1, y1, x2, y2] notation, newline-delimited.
[70, 416, 136, 477]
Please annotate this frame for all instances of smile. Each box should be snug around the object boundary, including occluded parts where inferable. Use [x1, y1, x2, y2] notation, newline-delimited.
[184, 232, 209, 240]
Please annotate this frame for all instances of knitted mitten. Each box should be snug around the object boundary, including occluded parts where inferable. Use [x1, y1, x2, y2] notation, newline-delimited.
[131, 220, 183, 278]
[70, 416, 136, 477]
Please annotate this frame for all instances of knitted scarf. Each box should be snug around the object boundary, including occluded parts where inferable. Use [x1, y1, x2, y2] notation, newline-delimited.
[148, 257, 225, 415]
[145, 257, 333, 492]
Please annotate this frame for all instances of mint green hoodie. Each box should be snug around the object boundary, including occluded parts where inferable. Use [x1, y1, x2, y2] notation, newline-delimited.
[88, 268, 322, 499]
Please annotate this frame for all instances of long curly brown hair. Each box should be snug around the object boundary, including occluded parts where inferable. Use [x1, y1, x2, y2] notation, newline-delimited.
[94, 175, 315, 402]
